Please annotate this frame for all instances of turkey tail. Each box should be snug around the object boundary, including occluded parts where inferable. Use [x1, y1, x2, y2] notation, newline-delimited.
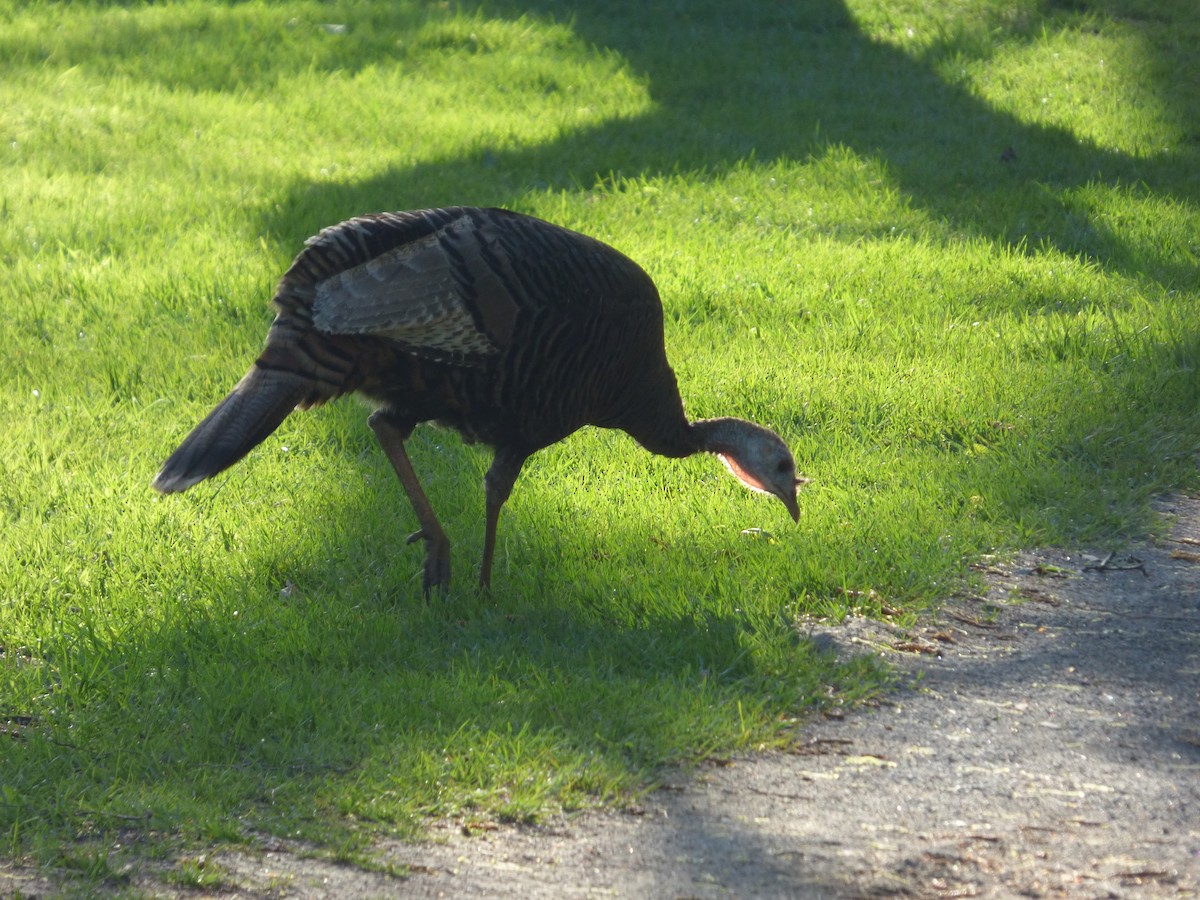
[152, 366, 310, 494]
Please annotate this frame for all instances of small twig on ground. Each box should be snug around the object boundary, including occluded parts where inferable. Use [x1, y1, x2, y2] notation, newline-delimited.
[1083, 553, 1149, 576]
[747, 786, 810, 801]
[78, 809, 153, 824]
[943, 610, 999, 629]
[892, 640, 941, 655]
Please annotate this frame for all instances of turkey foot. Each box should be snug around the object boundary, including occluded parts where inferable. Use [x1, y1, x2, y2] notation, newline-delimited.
[407, 527, 451, 596]
[369, 411, 452, 597]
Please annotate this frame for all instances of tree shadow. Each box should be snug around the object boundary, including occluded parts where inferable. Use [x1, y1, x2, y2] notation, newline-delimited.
[18, 516, 830, 839]
[256, 0, 1198, 290]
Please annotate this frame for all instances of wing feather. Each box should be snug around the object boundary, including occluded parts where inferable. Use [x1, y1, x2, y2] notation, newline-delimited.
[310, 214, 518, 359]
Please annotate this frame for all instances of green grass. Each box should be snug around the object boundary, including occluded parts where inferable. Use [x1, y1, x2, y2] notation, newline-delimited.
[2, 0, 1198, 882]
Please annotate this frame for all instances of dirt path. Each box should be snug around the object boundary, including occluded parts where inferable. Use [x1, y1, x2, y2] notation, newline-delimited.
[6, 498, 1200, 898]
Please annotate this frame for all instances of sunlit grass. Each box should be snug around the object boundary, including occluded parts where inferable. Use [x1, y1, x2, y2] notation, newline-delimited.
[1, 0, 1197, 883]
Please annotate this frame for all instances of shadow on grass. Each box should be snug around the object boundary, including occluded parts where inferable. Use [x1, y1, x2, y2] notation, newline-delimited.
[250, 0, 1198, 288]
[9, 494, 851, 843]
[243, 0, 1196, 556]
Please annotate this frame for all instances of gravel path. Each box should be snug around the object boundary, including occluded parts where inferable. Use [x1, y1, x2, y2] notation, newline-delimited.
[352, 496, 1200, 899]
[6, 498, 1199, 898]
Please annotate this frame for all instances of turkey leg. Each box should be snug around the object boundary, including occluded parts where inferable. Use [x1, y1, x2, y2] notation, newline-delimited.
[369, 411, 451, 596]
[480, 448, 527, 591]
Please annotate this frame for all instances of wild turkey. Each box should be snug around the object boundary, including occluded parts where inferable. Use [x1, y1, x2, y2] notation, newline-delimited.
[154, 207, 803, 593]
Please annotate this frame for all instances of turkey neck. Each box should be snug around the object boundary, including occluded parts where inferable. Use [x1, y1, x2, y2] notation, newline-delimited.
[623, 413, 757, 462]
[613, 376, 738, 461]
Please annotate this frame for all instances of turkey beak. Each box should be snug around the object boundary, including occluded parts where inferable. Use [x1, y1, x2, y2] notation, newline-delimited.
[781, 476, 807, 523]
[783, 493, 800, 523]
[782, 487, 801, 520]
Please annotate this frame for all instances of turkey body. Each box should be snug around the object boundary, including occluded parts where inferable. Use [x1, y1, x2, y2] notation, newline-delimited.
[154, 207, 802, 593]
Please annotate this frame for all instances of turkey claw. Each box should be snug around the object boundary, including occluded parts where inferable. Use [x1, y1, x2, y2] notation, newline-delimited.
[406, 528, 451, 596]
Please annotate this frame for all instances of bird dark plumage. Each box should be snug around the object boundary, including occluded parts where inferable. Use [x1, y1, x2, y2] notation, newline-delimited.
[154, 207, 803, 593]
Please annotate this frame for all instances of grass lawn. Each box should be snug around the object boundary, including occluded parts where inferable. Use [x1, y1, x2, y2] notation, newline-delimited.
[2, 0, 1198, 883]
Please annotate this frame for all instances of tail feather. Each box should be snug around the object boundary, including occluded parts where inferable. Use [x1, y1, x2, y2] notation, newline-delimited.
[152, 366, 311, 493]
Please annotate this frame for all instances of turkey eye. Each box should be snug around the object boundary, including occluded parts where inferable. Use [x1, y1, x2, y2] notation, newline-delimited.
[776, 460, 791, 474]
